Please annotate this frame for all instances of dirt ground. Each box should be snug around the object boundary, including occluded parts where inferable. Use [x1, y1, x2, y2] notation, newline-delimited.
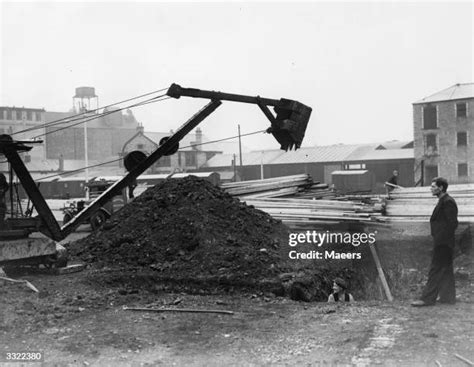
[1, 176, 473, 366]
[1, 243, 473, 367]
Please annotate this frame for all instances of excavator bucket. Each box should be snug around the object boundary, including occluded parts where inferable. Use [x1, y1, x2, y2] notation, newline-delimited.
[270, 99, 312, 151]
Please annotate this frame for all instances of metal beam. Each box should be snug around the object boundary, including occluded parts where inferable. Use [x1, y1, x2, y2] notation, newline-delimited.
[167, 84, 280, 107]
[2, 148, 64, 241]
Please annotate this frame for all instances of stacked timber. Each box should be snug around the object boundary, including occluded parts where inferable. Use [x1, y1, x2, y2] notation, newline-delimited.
[292, 183, 336, 200]
[222, 175, 384, 226]
[241, 197, 383, 227]
[384, 184, 474, 223]
[221, 174, 315, 198]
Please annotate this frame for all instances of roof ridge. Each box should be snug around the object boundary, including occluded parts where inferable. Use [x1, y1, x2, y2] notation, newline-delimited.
[414, 82, 474, 104]
[422, 84, 458, 101]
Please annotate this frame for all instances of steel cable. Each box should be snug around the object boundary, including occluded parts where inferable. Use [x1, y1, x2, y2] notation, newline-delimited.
[34, 129, 267, 181]
[11, 87, 170, 136]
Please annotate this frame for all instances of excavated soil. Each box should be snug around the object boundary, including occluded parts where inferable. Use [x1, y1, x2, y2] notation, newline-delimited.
[68, 177, 354, 298]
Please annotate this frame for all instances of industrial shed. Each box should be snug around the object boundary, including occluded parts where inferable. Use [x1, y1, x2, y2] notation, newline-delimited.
[202, 142, 414, 192]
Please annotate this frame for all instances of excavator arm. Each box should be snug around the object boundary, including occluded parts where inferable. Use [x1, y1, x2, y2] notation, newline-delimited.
[166, 84, 312, 151]
[1, 84, 312, 240]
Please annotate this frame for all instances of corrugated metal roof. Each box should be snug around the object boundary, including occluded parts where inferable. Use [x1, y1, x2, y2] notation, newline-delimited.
[347, 147, 414, 161]
[201, 140, 242, 155]
[376, 140, 413, 150]
[204, 153, 234, 167]
[240, 150, 284, 165]
[205, 149, 284, 167]
[271, 144, 363, 164]
[206, 143, 414, 167]
[414, 83, 474, 104]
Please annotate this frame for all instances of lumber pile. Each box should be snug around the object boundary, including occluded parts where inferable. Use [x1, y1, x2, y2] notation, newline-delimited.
[241, 197, 383, 227]
[221, 175, 383, 227]
[221, 174, 315, 198]
[292, 183, 336, 200]
[384, 184, 474, 223]
[221, 174, 335, 199]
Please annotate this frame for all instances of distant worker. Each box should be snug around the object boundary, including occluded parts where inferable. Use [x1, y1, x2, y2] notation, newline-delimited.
[412, 177, 458, 307]
[0, 173, 9, 228]
[385, 170, 399, 194]
[328, 277, 354, 302]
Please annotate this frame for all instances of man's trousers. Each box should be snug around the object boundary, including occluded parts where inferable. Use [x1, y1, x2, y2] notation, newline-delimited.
[421, 245, 455, 304]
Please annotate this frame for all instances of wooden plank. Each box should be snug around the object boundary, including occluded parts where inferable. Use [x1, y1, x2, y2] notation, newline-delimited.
[369, 242, 394, 302]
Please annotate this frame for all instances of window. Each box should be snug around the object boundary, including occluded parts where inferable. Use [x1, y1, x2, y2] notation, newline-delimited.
[344, 163, 366, 170]
[423, 105, 437, 129]
[424, 165, 438, 185]
[457, 132, 467, 146]
[15, 110, 22, 120]
[0, 108, 5, 120]
[425, 134, 437, 154]
[456, 102, 467, 118]
[185, 151, 196, 166]
[137, 143, 144, 150]
[26, 111, 32, 120]
[35, 112, 42, 121]
[458, 163, 468, 177]
[6, 109, 12, 120]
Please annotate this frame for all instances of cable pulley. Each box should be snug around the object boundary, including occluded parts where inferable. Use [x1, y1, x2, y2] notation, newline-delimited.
[159, 137, 179, 156]
[123, 150, 148, 172]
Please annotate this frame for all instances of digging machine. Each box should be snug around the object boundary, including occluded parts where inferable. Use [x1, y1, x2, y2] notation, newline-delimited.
[0, 84, 312, 267]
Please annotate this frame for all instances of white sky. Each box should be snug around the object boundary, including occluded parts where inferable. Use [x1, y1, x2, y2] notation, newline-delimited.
[1, 1, 473, 152]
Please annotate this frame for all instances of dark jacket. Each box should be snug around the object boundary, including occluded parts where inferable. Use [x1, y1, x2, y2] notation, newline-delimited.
[430, 193, 458, 248]
[388, 175, 398, 186]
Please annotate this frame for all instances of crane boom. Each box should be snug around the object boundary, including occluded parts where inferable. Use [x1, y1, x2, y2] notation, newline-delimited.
[0, 83, 313, 241]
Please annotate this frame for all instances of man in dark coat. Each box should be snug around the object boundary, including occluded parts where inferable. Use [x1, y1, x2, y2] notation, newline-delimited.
[385, 170, 399, 193]
[388, 170, 399, 186]
[412, 177, 458, 306]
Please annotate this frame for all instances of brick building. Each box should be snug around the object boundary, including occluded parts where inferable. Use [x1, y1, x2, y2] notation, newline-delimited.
[413, 83, 474, 185]
[0, 106, 47, 162]
[44, 107, 139, 161]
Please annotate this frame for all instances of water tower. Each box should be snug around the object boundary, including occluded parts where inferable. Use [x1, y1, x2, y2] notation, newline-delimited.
[73, 86, 98, 113]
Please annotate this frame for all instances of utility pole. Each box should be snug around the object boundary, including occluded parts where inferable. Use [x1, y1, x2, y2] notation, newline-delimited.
[73, 87, 97, 200]
[232, 154, 237, 182]
[83, 103, 89, 200]
[238, 124, 243, 167]
[260, 151, 264, 180]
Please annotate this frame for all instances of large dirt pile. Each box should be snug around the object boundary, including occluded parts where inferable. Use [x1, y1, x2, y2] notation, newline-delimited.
[70, 176, 292, 290]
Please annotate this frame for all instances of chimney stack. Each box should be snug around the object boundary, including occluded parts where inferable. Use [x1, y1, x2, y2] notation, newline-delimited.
[193, 127, 203, 150]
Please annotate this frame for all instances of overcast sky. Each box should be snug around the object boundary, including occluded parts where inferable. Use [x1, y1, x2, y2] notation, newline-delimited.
[1, 1, 472, 152]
